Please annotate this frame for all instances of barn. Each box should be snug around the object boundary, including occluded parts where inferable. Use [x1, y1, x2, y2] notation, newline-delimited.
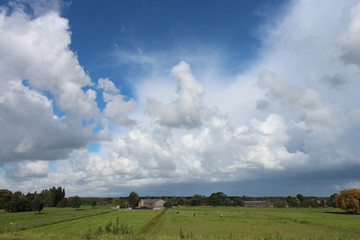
[138, 199, 165, 210]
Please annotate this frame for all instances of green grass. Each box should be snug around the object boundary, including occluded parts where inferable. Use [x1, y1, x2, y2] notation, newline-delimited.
[0, 207, 359, 239]
[0, 208, 159, 240]
[152, 207, 360, 239]
[139, 209, 166, 234]
[242, 207, 360, 233]
[0, 205, 112, 231]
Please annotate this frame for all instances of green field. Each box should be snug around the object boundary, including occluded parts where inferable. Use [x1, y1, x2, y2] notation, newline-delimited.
[0, 206, 359, 239]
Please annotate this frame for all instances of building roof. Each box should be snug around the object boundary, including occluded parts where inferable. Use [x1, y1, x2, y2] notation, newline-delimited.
[138, 199, 165, 209]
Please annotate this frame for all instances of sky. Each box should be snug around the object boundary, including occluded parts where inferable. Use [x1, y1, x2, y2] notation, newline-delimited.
[0, 0, 359, 197]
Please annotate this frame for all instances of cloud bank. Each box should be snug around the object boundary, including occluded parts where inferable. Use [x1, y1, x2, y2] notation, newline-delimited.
[1, 0, 360, 196]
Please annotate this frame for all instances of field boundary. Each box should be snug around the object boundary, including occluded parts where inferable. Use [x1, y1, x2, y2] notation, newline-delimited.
[138, 210, 166, 235]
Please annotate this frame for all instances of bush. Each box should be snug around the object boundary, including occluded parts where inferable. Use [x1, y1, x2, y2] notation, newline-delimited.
[5, 198, 32, 212]
[33, 196, 44, 213]
[57, 198, 68, 207]
[69, 196, 81, 210]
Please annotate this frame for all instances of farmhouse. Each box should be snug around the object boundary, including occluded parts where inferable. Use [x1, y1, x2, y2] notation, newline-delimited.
[244, 201, 274, 207]
[138, 199, 165, 210]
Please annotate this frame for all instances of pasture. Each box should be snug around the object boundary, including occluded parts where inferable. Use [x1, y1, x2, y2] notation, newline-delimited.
[153, 207, 360, 239]
[0, 206, 359, 239]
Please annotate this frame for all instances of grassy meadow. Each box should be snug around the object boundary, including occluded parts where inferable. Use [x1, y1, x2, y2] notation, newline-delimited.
[152, 207, 360, 239]
[0, 206, 359, 239]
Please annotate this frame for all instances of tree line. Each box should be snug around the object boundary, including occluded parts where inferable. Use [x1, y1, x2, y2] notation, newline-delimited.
[2, 187, 358, 213]
[0, 187, 81, 213]
[112, 191, 348, 209]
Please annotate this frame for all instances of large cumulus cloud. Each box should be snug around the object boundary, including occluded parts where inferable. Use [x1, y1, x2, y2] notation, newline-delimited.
[2, 0, 360, 196]
[147, 61, 205, 128]
[0, 3, 134, 167]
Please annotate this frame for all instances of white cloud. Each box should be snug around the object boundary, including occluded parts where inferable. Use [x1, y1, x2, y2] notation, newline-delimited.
[147, 61, 206, 128]
[2, 0, 360, 196]
[4, 160, 50, 178]
[98, 78, 119, 94]
[0, 4, 104, 164]
[0, 81, 92, 163]
[97, 77, 136, 126]
[0, 8, 97, 118]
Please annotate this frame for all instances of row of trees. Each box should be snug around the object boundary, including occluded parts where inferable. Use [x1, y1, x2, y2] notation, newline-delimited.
[0, 187, 81, 212]
[185, 192, 244, 207]
[4, 187, 358, 213]
[110, 192, 244, 208]
[273, 194, 327, 208]
[112, 191, 140, 209]
[110, 191, 332, 208]
[116, 192, 343, 209]
[112, 189, 359, 213]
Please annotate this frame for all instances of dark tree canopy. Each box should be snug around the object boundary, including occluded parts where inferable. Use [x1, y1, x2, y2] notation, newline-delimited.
[232, 197, 244, 206]
[190, 194, 205, 206]
[69, 196, 81, 210]
[90, 198, 97, 209]
[177, 197, 185, 206]
[0, 189, 13, 209]
[208, 192, 229, 206]
[33, 196, 44, 213]
[326, 193, 338, 208]
[128, 191, 139, 209]
[336, 188, 360, 213]
[41, 186, 65, 207]
[5, 192, 32, 212]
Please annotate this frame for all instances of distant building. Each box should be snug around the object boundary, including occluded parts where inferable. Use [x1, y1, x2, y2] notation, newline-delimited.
[138, 199, 165, 210]
[244, 201, 274, 207]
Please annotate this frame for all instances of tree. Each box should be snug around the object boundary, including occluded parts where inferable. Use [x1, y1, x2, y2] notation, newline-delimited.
[164, 198, 172, 208]
[232, 197, 244, 207]
[69, 196, 81, 210]
[296, 194, 305, 202]
[119, 198, 127, 208]
[57, 198, 68, 207]
[326, 193, 338, 208]
[287, 196, 300, 207]
[177, 197, 185, 206]
[224, 197, 232, 206]
[209, 192, 228, 206]
[90, 199, 97, 209]
[190, 194, 204, 206]
[336, 188, 360, 213]
[0, 189, 13, 209]
[5, 192, 32, 213]
[171, 196, 177, 206]
[302, 198, 319, 208]
[33, 196, 44, 213]
[112, 197, 121, 206]
[40, 186, 65, 207]
[128, 191, 139, 209]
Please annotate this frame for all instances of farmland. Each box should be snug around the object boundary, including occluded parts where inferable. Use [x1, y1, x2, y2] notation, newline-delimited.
[0, 206, 359, 239]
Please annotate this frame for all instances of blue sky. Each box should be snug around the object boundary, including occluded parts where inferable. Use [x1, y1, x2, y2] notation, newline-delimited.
[65, 0, 280, 104]
[0, 0, 360, 197]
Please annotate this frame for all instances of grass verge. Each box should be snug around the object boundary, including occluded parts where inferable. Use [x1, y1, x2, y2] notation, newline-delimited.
[138, 210, 166, 235]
